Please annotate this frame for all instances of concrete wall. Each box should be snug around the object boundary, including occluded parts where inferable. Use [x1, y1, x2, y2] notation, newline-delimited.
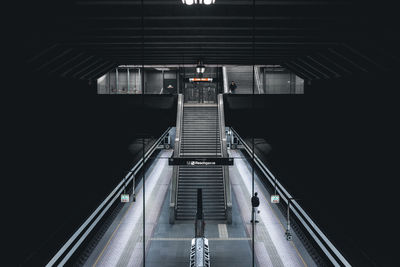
[265, 72, 291, 94]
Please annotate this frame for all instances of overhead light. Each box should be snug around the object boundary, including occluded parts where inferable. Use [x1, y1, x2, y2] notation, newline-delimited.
[182, 0, 215, 5]
[196, 61, 206, 74]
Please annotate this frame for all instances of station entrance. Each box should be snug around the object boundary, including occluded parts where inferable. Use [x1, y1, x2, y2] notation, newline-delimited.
[184, 81, 217, 104]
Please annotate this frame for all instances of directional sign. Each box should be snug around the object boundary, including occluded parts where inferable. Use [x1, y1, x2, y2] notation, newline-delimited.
[271, 195, 280, 204]
[169, 157, 234, 166]
[121, 194, 129, 203]
[189, 78, 213, 82]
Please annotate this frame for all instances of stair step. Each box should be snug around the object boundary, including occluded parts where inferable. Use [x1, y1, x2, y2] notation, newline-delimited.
[176, 105, 227, 221]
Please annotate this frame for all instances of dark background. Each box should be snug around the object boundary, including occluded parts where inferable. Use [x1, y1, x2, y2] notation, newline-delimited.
[2, 70, 177, 265]
[224, 73, 400, 266]
[3, 0, 400, 266]
[4, 69, 399, 267]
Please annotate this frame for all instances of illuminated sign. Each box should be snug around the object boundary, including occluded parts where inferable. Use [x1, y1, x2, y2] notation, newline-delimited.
[187, 161, 215, 166]
[271, 195, 280, 204]
[169, 157, 234, 166]
[121, 194, 129, 203]
[189, 78, 213, 82]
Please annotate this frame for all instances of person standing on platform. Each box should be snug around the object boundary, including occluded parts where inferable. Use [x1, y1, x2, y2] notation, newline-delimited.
[251, 192, 260, 223]
[229, 81, 237, 93]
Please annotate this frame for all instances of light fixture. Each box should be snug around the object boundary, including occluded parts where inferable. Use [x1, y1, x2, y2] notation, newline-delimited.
[196, 61, 206, 74]
[182, 0, 215, 5]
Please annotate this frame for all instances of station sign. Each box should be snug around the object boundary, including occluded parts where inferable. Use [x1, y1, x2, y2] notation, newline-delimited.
[169, 157, 234, 166]
[121, 194, 130, 203]
[189, 78, 213, 82]
[271, 195, 280, 204]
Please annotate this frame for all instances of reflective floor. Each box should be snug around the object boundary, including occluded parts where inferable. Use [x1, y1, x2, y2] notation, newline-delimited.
[84, 149, 317, 267]
[229, 149, 316, 267]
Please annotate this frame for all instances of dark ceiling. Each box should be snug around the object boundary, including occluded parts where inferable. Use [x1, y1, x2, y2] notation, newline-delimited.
[19, 0, 400, 81]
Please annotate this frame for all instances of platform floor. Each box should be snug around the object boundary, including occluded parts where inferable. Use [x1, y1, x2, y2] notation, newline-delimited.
[229, 149, 317, 267]
[83, 149, 317, 267]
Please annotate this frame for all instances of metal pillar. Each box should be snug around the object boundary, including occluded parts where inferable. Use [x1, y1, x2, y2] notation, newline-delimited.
[285, 199, 292, 241]
[162, 70, 165, 94]
[116, 68, 119, 93]
[263, 68, 267, 94]
[138, 68, 141, 93]
[132, 174, 136, 202]
[222, 66, 228, 93]
[127, 68, 130, 94]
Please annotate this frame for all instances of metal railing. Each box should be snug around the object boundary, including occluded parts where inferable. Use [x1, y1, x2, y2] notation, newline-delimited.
[169, 94, 184, 223]
[46, 127, 171, 266]
[218, 94, 232, 223]
[231, 127, 351, 267]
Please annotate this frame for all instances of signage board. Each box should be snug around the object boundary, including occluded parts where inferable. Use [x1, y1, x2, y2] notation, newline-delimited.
[121, 194, 130, 203]
[169, 157, 234, 166]
[189, 78, 213, 82]
[271, 195, 280, 204]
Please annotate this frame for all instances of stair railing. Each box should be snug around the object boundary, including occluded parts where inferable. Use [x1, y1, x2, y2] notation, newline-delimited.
[218, 94, 232, 223]
[169, 94, 184, 223]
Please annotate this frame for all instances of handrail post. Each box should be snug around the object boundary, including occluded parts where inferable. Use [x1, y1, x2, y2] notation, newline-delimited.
[218, 94, 232, 223]
[169, 94, 184, 223]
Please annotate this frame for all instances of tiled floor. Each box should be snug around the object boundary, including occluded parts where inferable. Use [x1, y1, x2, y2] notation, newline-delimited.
[84, 148, 317, 267]
[85, 150, 173, 267]
[146, 189, 253, 267]
[229, 149, 317, 267]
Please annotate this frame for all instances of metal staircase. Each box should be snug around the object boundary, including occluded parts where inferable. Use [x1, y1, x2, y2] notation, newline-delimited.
[181, 106, 221, 157]
[170, 95, 232, 223]
[177, 165, 225, 220]
[224, 66, 263, 94]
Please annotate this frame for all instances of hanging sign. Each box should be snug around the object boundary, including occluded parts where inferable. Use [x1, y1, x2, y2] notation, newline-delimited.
[169, 157, 234, 166]
[271, 195, 280, 204]
[188, 78, 213, 82]
[121, 194, 130, 203]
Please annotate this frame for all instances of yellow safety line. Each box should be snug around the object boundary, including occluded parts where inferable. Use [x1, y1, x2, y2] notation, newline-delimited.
[92, 201, 134, 267]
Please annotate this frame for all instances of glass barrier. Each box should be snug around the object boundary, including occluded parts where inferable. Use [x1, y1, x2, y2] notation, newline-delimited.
[97, 66, 304, 95]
